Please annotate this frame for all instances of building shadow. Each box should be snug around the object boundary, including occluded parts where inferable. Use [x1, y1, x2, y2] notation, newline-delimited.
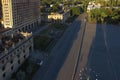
[87, 23, 120, 80]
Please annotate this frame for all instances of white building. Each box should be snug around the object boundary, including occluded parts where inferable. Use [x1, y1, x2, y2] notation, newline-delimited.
[0, 32, 33, 80]
[47, 10, 70, 23]
[87, 1, 101, 12]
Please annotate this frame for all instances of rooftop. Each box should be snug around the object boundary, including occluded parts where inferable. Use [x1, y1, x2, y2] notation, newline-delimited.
[0, 27, 11, 34]
[0, 32, 32, 54]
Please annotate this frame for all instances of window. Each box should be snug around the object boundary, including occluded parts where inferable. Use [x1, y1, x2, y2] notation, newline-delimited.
[24, 55, 26, 59]
[10, 54, 13, 57]
[3, 73, 6, 78]
[11, 66, 13, 70]
[4, 4, 8, 6]
[2, 66, 5, 71]
[5, 18, 9, 20]
[17, 55, 20, 58]
[2, 60, 4, 64]
[18, 60, 20, 64]
[23, 50, 25, 53]
[10, 60, 13, 64]
[17, 49, 19, 52]
[6, 57, 8, 60]
[14, 52, 16, 55]
[6, 23, 9, 25]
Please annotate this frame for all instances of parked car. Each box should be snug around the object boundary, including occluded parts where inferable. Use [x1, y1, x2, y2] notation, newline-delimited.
[37, 60, 44, 66]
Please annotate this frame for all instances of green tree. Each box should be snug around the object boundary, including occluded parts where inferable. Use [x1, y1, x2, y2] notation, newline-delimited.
[101, 12, 107, 23]
[52, 3, 59, 12]
[16, 70, 26, 80]
[71, 7, 80, 16]
[26, 64, 33, 74]
[82, 0, 89, 12]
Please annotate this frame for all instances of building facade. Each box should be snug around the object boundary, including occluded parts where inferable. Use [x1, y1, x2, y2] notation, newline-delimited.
[47, 10, 70, 23]
[0, 32, 33, 80]
[0, 0, 2, 19]
[0, 0, 40, 80]
[1, 0, 41, 32]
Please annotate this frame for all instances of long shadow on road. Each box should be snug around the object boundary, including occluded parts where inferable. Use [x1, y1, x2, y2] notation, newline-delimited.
[87, 24, 120, 80]
[33, 17, 83, 80]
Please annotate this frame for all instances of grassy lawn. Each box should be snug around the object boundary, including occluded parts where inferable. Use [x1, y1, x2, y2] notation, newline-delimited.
[34, 23, 68, 52]
[34, 35, 53, 51]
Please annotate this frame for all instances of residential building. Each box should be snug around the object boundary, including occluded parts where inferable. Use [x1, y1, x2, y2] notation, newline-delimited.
[0, 0, 40, 80]
[47, 10, 70, 23]
[0, 31, 33, 80]
[1, 0, 41, 32]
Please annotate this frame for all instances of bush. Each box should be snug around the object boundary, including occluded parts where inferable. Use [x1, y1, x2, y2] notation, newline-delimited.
[50, 23, 67, 30]
[88, 8, 120, 24]
[71, 7, 81, 16]
[16, 70, 26, 80]
[34, 35, 52, 50]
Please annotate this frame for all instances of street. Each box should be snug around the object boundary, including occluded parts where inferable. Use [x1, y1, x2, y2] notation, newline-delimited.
[33, 13, 86, 80]
[87, 24, 120, 80]
[33, 13, 120, 80]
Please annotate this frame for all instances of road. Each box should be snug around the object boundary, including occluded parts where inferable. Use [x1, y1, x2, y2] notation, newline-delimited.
[33, 13, 87, 80]
[73, 23, 97, 80]
[33, 13, 120, 80]
[87, 24, 120, 80]
[73, 23, 120, 80]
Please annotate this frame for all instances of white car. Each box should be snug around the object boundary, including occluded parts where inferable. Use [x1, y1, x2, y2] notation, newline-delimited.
[37, 60, 43, 66]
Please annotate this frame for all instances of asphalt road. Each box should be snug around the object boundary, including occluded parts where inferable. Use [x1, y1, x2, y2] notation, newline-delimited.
[73, 23, 120, 80]
[33, 14, 120, 80]
[33, 13, 87, 80]
[87, 24, 120, 80]
[73, 23, 97, 80]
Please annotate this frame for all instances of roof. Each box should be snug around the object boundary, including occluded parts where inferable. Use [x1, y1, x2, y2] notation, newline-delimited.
[0, 28, 11, 34]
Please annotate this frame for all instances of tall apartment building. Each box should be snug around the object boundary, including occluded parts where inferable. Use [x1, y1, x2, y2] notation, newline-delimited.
[1, 0, 41, 32]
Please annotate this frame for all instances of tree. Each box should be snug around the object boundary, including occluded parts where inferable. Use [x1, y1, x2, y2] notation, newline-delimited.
[101, 12, 107, 23]
[52, 3, 59, 12]
[16, 70, 26, 80]
[71, 7, 80, 16]
[82, 0, 89, 12]
[26, 64, 33, 74]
